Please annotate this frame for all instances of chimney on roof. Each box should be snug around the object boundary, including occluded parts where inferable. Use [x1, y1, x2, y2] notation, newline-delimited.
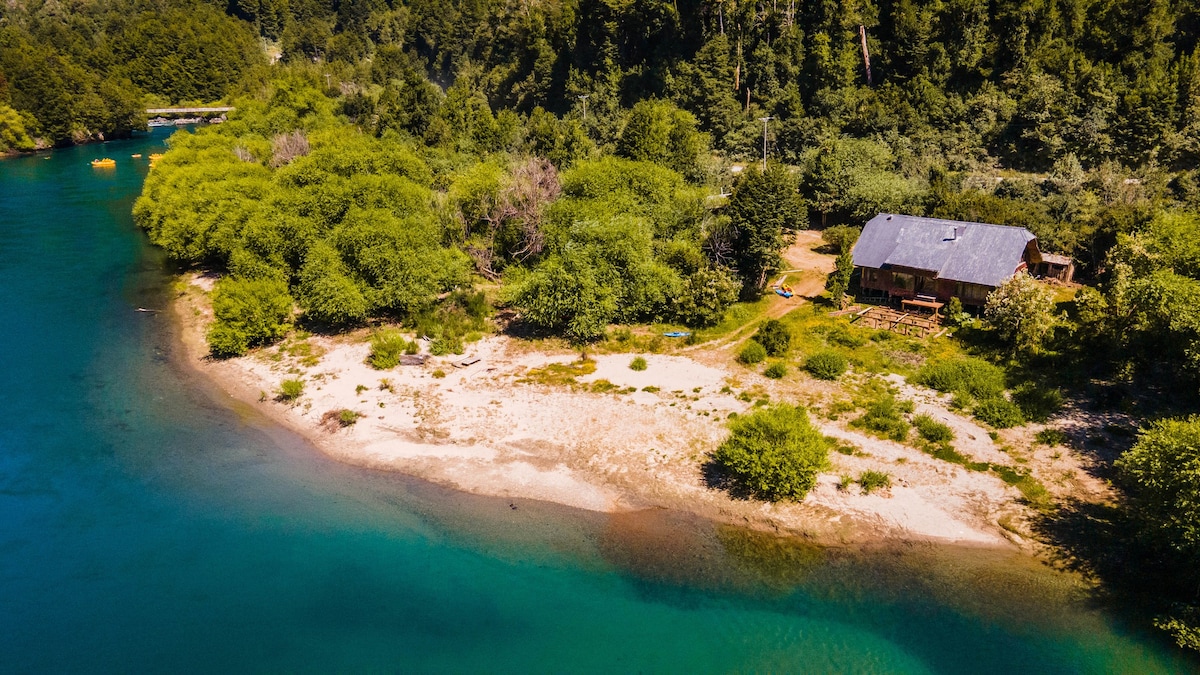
[950, 226, 963, 240]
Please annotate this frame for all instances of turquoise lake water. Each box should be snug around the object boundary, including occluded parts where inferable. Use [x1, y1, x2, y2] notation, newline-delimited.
[1, 130, 1197, 673]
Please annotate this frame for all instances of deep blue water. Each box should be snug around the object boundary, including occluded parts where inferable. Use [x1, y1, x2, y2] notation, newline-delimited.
[0, 131, 1196, 673]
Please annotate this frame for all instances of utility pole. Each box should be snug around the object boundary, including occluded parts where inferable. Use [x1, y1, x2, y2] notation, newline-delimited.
[758, 116, 773, 171]
[577, 94, 589, 121]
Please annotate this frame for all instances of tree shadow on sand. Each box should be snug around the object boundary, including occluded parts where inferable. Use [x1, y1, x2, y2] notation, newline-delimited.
[700, 458, 756, 501]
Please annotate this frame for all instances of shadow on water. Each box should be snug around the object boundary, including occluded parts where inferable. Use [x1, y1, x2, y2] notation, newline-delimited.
[1034, 497, 1200, 663]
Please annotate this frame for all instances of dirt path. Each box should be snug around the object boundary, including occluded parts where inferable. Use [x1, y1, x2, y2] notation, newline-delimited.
[706, 231, 836, 351]
[770, 230, 836, 312]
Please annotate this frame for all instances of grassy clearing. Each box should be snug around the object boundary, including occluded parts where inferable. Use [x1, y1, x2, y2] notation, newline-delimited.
[274, 333, 325, 367]
[756, 304, 968, 379]
[517, 358, 598, 386]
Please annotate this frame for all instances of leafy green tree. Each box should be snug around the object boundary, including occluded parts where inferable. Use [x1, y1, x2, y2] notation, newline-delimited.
[826, 249, 854, 307]
[674, 266, 740, 327]
[504, 252, 618, 342]
[332, 208, 471, 317]
[800, 139, 923, 227]
[725, 165, 803, 292]
[943, 297, 967, 327]
[616, 99, 707, 180]
[1117, 416, 1200, 560]
[206, 277, 294, 357]
[712, 405, 831, 501]
[0, 104, 34, 152]
[984, 274, 1057, 354]
[672, 34, 742, 144]
[821, 225, 861, 254]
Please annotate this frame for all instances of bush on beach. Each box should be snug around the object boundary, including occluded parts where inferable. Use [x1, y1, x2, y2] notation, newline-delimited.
[711, 404, 831, 501]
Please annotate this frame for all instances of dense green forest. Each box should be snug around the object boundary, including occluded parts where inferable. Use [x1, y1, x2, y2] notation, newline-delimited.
[10, 0, 1200, 655]
[0, 0, 262, 147]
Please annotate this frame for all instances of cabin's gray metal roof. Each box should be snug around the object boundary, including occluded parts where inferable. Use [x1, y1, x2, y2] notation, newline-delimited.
[852, 213, 1038, 287]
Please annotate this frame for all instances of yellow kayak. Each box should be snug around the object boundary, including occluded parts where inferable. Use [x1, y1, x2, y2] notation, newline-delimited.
[91, 158, 116, 168]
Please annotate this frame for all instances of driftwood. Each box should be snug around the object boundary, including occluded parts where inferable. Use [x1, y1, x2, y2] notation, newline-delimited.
[398, 355, 429, 366]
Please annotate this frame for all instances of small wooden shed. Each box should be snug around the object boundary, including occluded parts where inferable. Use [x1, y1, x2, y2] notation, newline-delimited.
[1033, 253, 1075, 283]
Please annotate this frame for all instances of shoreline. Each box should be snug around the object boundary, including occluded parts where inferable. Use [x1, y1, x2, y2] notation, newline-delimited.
[166, 267, 1098, 552]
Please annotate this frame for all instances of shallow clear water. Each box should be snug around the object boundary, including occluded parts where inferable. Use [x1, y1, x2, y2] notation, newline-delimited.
[0, 132, 1195, 673]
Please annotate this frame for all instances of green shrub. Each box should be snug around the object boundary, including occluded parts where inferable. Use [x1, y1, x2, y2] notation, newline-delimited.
[738, 341, 768, 365]
[754, 319, 792, 356]
[590, 379, 619, 393]
[711, 405, 831, 501]
[1035, 428, 1069, 446]
[431, 369, 446, 378]
[805, 351, 848, 380]
[943, 297, 967, 327]
[278, 378, 304, 401]
[369, 329, 410, 370]
[764, 362, 787, 379]
[206, 277, 294, 357]
[1012, 384, 1064, 423]
[857, 470, 892, 494]
[429, 335, 463, 356]
[913, 414, 955, 443]
[851, 392, 910, 442]
[629, 356, 648, 371]
[974, 397, 1025, 429]
[338, 409, 359, 426]
[915, 357, 1006, 400]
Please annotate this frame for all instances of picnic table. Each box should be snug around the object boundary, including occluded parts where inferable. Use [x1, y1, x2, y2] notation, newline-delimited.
[901, 297, 944, 316]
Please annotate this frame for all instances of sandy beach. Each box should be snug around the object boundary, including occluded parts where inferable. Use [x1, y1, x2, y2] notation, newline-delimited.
[170, 235, 1111, 548]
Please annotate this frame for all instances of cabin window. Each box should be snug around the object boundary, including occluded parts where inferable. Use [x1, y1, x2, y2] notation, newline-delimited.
[892, 273, 914, 291]
[865, 269, 878, 284]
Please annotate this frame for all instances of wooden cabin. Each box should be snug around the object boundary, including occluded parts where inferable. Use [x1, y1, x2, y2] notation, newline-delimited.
[852, 213, 1043, 307]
